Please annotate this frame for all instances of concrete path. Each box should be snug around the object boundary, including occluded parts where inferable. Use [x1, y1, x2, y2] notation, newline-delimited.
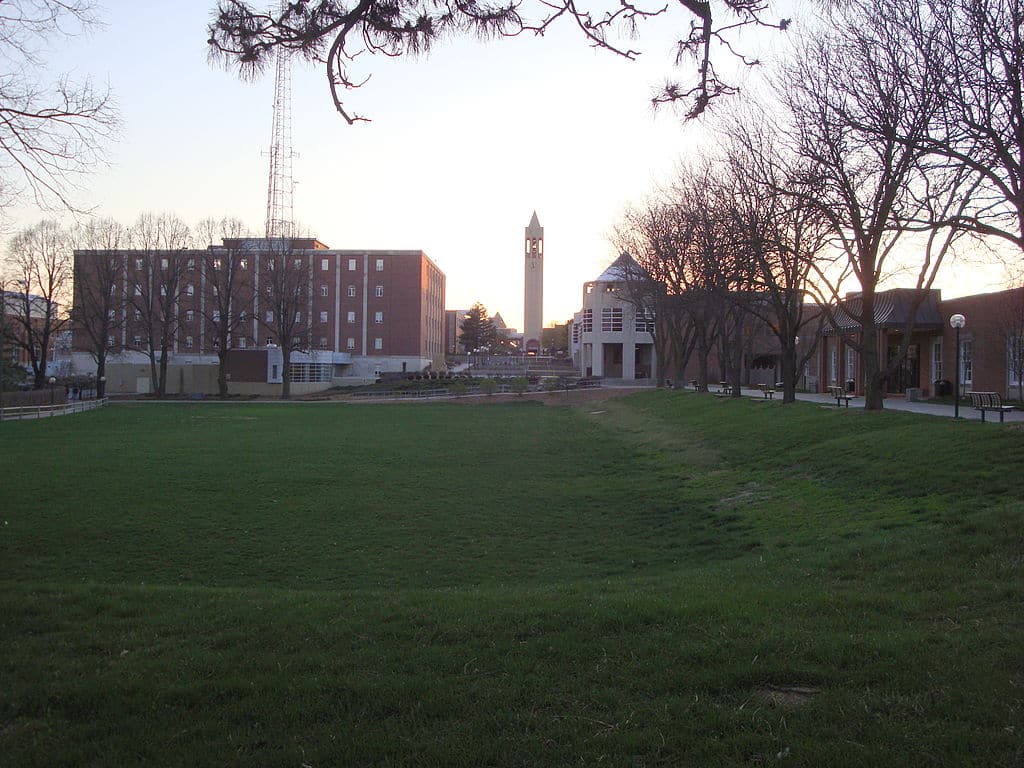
[736, 387, 1024, 423]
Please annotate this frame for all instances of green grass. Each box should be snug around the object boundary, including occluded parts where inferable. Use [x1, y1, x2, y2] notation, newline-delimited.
[1, 394, 1022, 767]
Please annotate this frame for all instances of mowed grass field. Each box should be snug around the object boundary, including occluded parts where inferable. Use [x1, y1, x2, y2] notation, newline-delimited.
[1, 393, 1022, 767]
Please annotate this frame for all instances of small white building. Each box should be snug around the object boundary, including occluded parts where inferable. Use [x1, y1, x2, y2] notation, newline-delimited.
[570, 253, 656, 380]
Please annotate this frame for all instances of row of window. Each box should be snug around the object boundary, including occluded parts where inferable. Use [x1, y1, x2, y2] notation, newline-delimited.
[113, 308, 385, 325]
[576, 307, 655, 335]
[144, 257, 389, 273]
[113, 334, 389, 353]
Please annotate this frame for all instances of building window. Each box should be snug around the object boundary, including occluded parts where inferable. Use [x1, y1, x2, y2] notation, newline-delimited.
[348, 258, 356, 271]
[185, 310, 194, 322]
[375, 285, 384, 298]
[347, 311, 356, 323]
[374, 337, 382, 350]
[240, 259, 248, 270]
[238, 337, 247, 349]
[187, 258, 195, 271]
[375, 258, 384, 272]
[347, 284, 356, 298]
[319, 311, 328, 324]
[845, 346, 856, 383]
[134, 284, 141, 296]
[347, 337, 355, 350]
[135, 258, 143, 270]
[294, 258, 303, 270]
[581, 308, 593, 333]
[212, 258, 222, 270]
[161, 258, 168, 269]
[830, 347, 839, 384]
[239, 311, 247, 321]
[374, 310, 383, 324]
[266, 310, 274, 323]
[295, 311, 302, 323]
[600, 306, 623, 332]
[133, 335, 141, 346]
[185, 335, 193, 349]
[961, 339, 973, 384]
[107, 309, 116, 320]
[932, 340, 943, 383]
[212, 285, 219, 296]
[320, 337, 328, 349]
[321, 258, 329, 271]
[1009, 337, 1023, 388]
[212, 310, 221, 322]
[186, 284, 194, 297]
[320, 285, 329, 297]
[636, 309, 655, 334]
[134, 310, 142, 320]
[107, 335, 115, 347]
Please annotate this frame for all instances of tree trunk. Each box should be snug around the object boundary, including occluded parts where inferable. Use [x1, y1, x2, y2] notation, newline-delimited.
[148, 348, 159, 396]
[158, 346, 170, 397]
[862, 328, 885, 410]
[281, 347, 291, 399]
[96, 357, 106, 399]
[780, 345, 796, 404]
[217, 348, 229, 397]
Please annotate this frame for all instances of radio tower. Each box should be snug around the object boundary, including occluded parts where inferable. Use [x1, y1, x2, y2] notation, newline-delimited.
[265, 42, 295, 239]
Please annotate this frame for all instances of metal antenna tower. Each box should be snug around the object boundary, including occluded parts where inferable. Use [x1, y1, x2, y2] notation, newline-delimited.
[265, 41, 295, 239]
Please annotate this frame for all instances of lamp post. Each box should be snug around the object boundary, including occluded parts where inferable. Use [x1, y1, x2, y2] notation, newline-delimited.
[950, 313, 966, 418]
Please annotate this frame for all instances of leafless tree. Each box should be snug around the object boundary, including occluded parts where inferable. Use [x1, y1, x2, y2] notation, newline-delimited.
[127, 213, 192, 397]
[207, 0, 790, 123]
[196, 217, 254, 396]
[3, 219, 70, 388]
[992, 270, 1024, 401]
[717, 112, 832, 402]
[778, 4, 976, 410]
[0, 1, 118, 213]
[259, 239, 310, 399]
[69, 218, 128, 398]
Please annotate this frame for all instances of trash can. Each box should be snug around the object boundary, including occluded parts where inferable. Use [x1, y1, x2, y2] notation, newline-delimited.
[934, 379, 951, 396]
[845, 378, 855, 393]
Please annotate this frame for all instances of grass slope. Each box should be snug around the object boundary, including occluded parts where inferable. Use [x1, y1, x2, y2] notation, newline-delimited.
[0, 394, 1021, 767]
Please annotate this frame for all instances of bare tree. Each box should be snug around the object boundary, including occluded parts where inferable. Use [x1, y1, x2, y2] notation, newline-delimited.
[0, 1, 118, 213]
[127, 214, 192, 397]
[993, 272, 1024, 401]
[207, 0, 790, 123]
[717, 113, 832, 402]
[259, 239, 309, 399]
[779, 4, 976, 410]
[70, 218, 128, 398]
[3, 219, 70, 388]
[196, 217, 254, 396]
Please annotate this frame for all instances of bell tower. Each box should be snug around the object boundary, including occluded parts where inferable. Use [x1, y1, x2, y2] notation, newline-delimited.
[524, 211, 544, 354]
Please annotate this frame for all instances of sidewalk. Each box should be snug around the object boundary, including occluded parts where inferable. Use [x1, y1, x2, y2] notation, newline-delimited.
[736, 387, 1024, 423]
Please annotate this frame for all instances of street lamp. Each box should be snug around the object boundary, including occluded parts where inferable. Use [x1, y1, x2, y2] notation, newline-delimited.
[950, 313, 966, 418]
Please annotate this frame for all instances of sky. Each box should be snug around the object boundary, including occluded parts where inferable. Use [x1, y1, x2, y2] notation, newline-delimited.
[5, 0, 1013, 329]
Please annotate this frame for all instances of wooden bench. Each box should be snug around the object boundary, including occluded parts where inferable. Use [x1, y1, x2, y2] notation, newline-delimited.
[828, 385, 856, 408]
[758, 383, 775, 399]
[967, 391, 1015, 422]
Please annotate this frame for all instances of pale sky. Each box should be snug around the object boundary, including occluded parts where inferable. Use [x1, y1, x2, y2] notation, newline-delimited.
[5, 1, 1012, 328]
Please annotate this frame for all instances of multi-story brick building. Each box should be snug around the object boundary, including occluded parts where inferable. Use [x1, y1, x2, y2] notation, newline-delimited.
[72, 237, 446, 395]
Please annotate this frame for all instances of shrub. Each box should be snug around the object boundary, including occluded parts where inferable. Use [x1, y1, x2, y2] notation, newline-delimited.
[510, 377, 529, 396]
[479, 378, 498, 396]
[449, 381, 468, 397]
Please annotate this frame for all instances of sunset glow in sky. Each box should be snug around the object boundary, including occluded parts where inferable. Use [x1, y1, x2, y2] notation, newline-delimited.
[5, 1, 1012, 328]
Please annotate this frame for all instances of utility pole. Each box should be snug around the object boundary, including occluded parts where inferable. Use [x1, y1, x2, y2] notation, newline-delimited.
[265, 32, 296, 240]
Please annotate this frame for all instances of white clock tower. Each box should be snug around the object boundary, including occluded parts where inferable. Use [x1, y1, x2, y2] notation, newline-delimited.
[524, 211, 544, 354]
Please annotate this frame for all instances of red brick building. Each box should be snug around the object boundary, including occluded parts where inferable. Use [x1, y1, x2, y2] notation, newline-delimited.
[72, 237, 445, 394]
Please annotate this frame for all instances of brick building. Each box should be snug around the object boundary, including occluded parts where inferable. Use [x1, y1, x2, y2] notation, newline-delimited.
[72, 237, 446, 395]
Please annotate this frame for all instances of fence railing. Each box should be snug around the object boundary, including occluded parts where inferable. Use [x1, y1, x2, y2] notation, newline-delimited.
[0, 397, 108, 422]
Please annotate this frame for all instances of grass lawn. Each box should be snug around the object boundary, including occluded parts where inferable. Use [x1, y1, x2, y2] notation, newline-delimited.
[1, 393, 1022, 767]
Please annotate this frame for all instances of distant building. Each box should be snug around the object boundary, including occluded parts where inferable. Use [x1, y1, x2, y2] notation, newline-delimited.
[72, 238, 445, 395]
[523, 212, 544, 354]
[570, 253, 656, 380]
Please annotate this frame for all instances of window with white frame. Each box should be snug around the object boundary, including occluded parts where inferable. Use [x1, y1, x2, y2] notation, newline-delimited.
[107, 335, 115, 347]
[375, 258, 384, 271]
[107, 309, 116, 320]
[374, 310, 383, 324]
[347, 284, 356, 298]
[239, 310, 246, 321]
[294, 258, 302, 270]
[186, 284, 194, 296]
[375, 285, 383, 298]
[134, 310, 141, 320]
[319, 311, 328, 324]
[830, 347, 838, 384]
[185, 335, 193, 349]
[845, 346, 856, 383]
[600, 306, 623, 332]
[348, 258, 356, 271]
[212, 285, 219, 296]
[321, 258, 329, 271]
[212, 310, 220, 322]
[347, 337, 355, 350]
[187, 258, 195, 271]
[1009, 336, 1023, 387]
[374, 337, 382, 350]
[961, 339, 973, 383]
[581, 308, 593, 332]
[161, 258, 168, 269]
[240, 259, 248, 270]
[293, 311, 300, 323]
[135, 258, 143, 270]
[347, 311, 356, 323]
[238, 337, 247, 349]
[134, 284, 141, 296]
[133, 335, 141, 346]
[265, 310, 274, 323]
[320, 337, 328, 349]
[212, 258, 221, 270]
[932, 340, 943, 382]
[185, 310, 194, 322]
[636, 308, 655, 334]
[159, 286, 166, 296]
[320, 285, 329, 297]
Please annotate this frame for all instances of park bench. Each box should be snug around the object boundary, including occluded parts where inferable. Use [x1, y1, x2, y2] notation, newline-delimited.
[828, 384, 857, 408]
[717, 381, 733, 395]
[758, 383, 776, 399]
[967, 391, 1015, 422]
